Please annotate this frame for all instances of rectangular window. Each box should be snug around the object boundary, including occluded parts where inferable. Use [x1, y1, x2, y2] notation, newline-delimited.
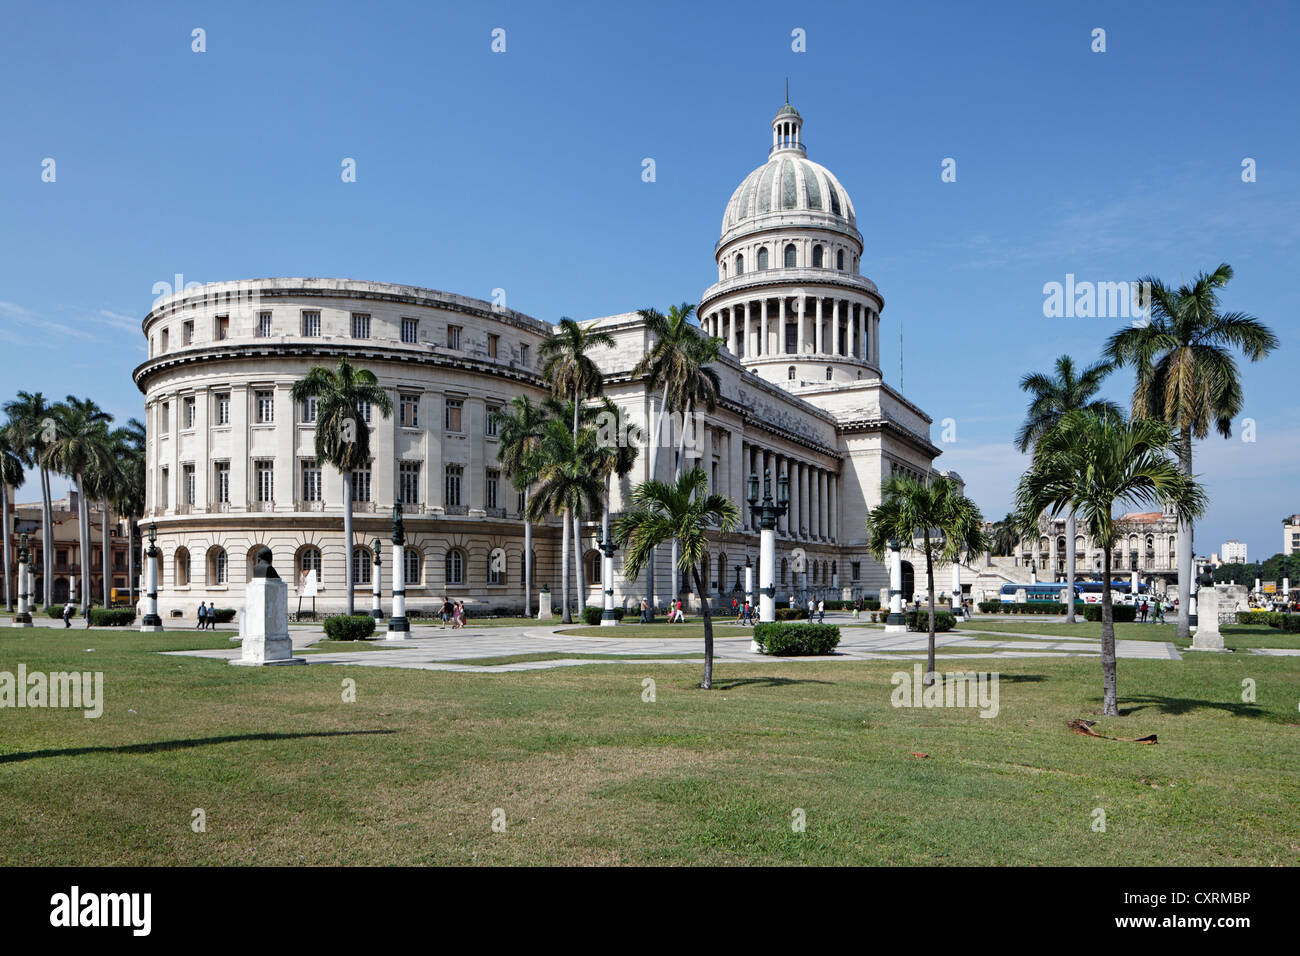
[446, 325, 461, 350]
[398, 461, 421, 505]
[214, 462, 230, 504]
[215, 393, 230, 426]
[785, 325, 797, 353]
[182, 320, 194, 345]
[399, 394, 419, 427]
[485, 405, 501, 437]
[255, 461, 274, 503]
[257, 311, 273, 337]
[160, 466, 169, 507]
[160, 402, 170, 433]
[301, 311, 321, 337]
[255, 390, 275, 423]
[302, 462, 322, 502]
[487, 334, 499, 358]
[445, 399, 463, 431]
[183, 397, 196, 429]
[182, 464, 195, 505]
[401, 317, 419, 344]
[851, 561, 861, 581]
[215, 315, 229, 340]
[350, 312, 370, 339]
[445, 464, 462, 507]
[301, 396, 318, 423]
[486, 469, 499, 509]
[351, 467, 371, 503]
[519, 343, 529, 367]
[161, 328, 169, 351]
[356, 400, 372, 424]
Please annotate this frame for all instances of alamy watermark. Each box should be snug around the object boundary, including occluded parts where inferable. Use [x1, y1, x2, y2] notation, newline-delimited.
[1, 665, 103, 718]
[1042, 275, 1152, 325]
[890, 663, 999, 718]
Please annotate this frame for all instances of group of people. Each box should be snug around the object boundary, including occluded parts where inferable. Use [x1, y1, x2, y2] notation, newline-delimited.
[194, 602, 220, 629]
[438, 598, 468, 628]
[1137, 598, 1166, 623]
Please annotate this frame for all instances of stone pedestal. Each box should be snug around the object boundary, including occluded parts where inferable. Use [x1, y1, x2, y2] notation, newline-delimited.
[231, 549, 304, 666]
[1189, 584, 1247, 652]
[537, 589, 552, 621]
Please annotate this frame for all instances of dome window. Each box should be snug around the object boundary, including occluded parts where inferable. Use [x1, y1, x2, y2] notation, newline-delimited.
[836, 249, 845, 270]
[826, 367, 833, 381]
[787, 367, 796, 381]
[783, 243, 797, 268]
[757, 247, 769, 270]
[735, 253, 744, 275]
[812, 246, 824, 268]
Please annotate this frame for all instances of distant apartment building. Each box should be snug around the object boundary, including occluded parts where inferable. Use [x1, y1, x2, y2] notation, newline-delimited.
[1285, 514, 1300, 556]
[1220, 539, 1248, 564]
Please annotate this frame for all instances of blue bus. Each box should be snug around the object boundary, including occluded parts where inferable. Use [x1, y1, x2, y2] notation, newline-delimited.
[999, 583, 1081, 604]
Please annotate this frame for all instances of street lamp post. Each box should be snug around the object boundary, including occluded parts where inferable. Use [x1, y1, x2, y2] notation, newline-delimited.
[886, 538, 905, 628]
[746, 468, 789, 626]
[387, 504, 409, 636]
[371, 539, 383, 619]
[141, 522, 163, 632]
[13, 532, 32, 627]
[599, 536, 618, 626]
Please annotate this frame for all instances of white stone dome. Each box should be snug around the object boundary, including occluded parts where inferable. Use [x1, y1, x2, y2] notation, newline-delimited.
[722, 154, 857, 233]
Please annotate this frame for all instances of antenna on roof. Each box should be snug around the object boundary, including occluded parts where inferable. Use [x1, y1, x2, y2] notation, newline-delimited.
[785, 77, 789, 104]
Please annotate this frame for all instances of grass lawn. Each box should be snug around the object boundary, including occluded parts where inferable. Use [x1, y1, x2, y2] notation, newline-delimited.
[438, 652, 706, 667]
[1, 627, 1297, 865]
[962, 619, 1298, 651]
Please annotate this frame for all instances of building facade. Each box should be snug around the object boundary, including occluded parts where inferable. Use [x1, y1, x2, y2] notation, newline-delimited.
[1220, 539, 1248, 565]
[3, 491, 135, 606]
[1283, 515, 1300, 556]
[132, 103, 965, 620]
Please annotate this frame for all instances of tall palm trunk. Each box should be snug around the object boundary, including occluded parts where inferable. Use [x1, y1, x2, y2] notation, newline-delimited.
[2, 483, 10, 611]
[1065, 511, 1077, 623]
[1175, 428, 1193, 640]
[669, 400, 690, 606]
[128, 518, 136, 605]
[559, 506, 572, 624]
[574, 512, 586, 613]
[76, 474, 91, 610]
[1100, 548, 1118, 716]
[924, 535, 937, 685]
[522, 487, 532, 617]
[693, 566, 714, 689]
[100, 498, 111, 606]
[41, 467, 54, 607]
[342, 470, 355, 615]
[643, 383, 671, 610]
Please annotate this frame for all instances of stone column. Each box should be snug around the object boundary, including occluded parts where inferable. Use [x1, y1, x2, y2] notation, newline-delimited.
[815, 297, 824, 354]
[760, 298, 768, 356]
[832, 300, 841, 356]
[847, 304, 857, 360]
[796, 296, 806, 355]
[828, 474, 836, 541]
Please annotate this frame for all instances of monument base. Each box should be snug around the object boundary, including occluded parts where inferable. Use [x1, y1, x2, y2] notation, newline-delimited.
[883, 623, 908, 633]
[140, 624, 164, 632]
[231, 657, 306, 666]
[12, 620, 34, 628]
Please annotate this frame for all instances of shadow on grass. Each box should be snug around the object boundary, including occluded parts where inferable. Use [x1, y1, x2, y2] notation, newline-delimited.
[710, 677, 834, 690]
[0, 729, 395, 765]
[998, 674, 1049, 684]
[1119, 697, 1264, 718]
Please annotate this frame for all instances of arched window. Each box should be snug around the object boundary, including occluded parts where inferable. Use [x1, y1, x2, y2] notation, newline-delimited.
[175, 547, 191, 587]
[787, 367, 796, 381]
[836, 249, 845, 270]
[812, 245, 824, 268]
[487, 549, 505, 586]
[781, 557, 788, 584]
[831, 561, 837, 581]
[756, 247, 769, 270]
[403, 547, 422, 586]
[826, 367, 834, 380]
[584, 549, 601, 584]
[717, 553, 727, 587]
[735, 253, 744, 275]
[351, 546, 371, 586]
[445, 548, 464, 585]
[298, 547, 322, 579]
[208, 547, 227, 585]
[784, 243, 797, 268]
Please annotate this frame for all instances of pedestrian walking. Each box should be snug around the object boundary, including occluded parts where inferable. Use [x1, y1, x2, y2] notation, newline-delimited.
[62, 601, 74, 628]
[807, 597, 815, 621]
[196, 603, 206, 629]
[1153, 599, 1165, 624]
[638, 597, 650, 624]
[208, 602, 218, 629]
[1140, 600, 1149, 622]
[816, 599, 825, 624]
[83, 604, 92, 628]
[440, 597, 452, 629]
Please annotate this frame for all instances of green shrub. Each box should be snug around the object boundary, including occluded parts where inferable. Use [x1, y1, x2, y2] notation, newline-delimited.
[774, 607, 808, 621]
[45, 606, 65, 619]
[753, 622, 840, 656]
[581, 606, 626, 626]
[322, 615, 377, 640]
[1081, 604, 1137, 623]
[904, 609, 956, 632]
[977, 600, 1003, 613]
[210, 608, 236, 624]
[89, 607, 136, 627]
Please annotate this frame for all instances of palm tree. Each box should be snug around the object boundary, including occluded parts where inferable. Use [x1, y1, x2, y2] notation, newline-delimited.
[1015, 355, 1121, 622]
[47, 397, 114, 612]
[1014, 410, 1206, 715]
[1104, 264, 1277, 640]
[538, 317, 615, 613]
[866, 474, 988, 684]
[111, 420, 147, 606]
[492, 396, 549, 617]
[4, 391, 59, 607]
[527, 418, 606, 624]
[291, 359, 393, 615]
[615, 468, 740, 689]
[988, 513, 1020, 558]
[631, 304, 722, 606]
[0, 428, 25, 611]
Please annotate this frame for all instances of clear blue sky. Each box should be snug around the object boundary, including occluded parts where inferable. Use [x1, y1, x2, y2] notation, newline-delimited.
[2, 0, 1296, 560]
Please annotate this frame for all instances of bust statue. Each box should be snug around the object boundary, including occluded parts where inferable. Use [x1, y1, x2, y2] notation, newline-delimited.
[252, 546, 279, 579]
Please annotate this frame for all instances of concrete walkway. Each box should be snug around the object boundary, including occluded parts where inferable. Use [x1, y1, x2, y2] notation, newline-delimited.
[150, 613, 1191, 672]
